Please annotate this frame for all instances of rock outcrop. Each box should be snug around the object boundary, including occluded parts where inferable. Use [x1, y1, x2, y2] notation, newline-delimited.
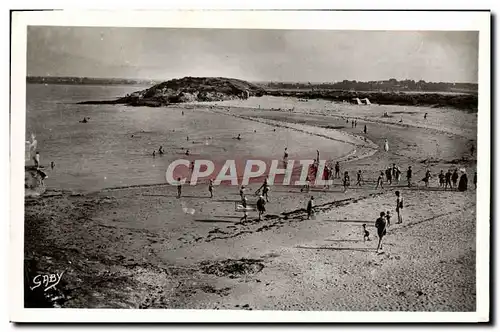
[79, 76, 266, 107]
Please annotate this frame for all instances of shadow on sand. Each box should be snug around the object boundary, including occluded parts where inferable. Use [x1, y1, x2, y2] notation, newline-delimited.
[324, 219, 374, 224]
[296, 245, 373, 253]
[195, 219, 235, 223]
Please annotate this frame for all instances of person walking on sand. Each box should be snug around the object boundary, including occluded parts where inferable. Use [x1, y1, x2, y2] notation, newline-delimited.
[375, 212, 387, 252]
[395, 191, 404, 224]
[384, 139, 389, 153]
[424, 113, 428, 120]
[343, 171, 350, 193]
[458, 169, 468, 192]
[438, 170, 445, 188]
[406, 166, 413, 187]
[335, 161, 340, 179]
[257, 195, 266, 221]
[208, 179, 214, 198]
[376, 171, 384, 190]
[451, 168, 459, 189]
[152, 150, 156, 158]
[356, 170, 364, 186]
[474, 171, 477, 189]
[176, 177, 182, 199]
[445, 169, 452, 190]
[50, 161, 55, 170]
[307, 196, 315, 220]
[158, 146, 164, 155]
[283, 147, 289, 165]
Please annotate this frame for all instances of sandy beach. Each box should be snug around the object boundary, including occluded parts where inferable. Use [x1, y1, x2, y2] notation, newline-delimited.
[24, 97, 477, 311]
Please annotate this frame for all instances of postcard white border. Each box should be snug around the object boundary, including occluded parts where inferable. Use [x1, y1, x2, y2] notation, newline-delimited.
[10, 10, 491, 323]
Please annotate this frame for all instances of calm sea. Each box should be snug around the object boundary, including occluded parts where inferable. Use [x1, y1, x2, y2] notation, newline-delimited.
[26, 84, 353, 193]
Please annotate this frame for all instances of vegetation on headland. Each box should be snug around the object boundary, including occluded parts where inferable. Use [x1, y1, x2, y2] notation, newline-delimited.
[28, 75, 477, 112]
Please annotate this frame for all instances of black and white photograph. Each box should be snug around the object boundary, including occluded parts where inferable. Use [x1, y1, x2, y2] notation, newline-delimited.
[10, 10, 490, 323]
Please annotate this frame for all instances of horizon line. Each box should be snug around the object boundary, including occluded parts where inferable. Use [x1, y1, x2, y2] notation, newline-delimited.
[25, 75, 479, 85]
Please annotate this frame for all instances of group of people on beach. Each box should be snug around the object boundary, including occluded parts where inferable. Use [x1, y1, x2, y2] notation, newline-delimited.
[421, 167, 473, 191]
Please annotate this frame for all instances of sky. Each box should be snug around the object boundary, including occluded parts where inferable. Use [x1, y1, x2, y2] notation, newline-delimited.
[27, 27, 479, 83]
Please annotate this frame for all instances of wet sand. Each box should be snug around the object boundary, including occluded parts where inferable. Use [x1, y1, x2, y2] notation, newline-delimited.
[24, 98, 477, 311]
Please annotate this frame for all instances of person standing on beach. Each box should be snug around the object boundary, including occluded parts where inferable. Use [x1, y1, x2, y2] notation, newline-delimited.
[395, 190, 404, 224]
[335, 162, 340, 179]
[257, 195, 266, 221]
[208, 179, 214, 198]
[384, 139, 389, 153]
[376, 171, 384, 190]
[158, 146, 164, 155]
[474, 171, 477, 189]
[438, 170, 445, 188]
[152, 151, 156, 158]
[424, 113, 428, 120]
[375, 212, 387, 252]
[470, 144, 475, 157]
[355, 120, 358, 128]
[240, 197, 249, 222]
[283, 147, 289, 165]
[307, 196, 315, 220]
[445, 169, 452, 190]
[458, 169, 468, 192]
[422, 168, 431, 188]
[406, 166, 413, 187]
[364, 125, 367, 134]
[343, 171, 350, 193]
[50, 161, 55, 170]
[240, 185, 246, 201]
[451, 169, 459, 189]
[301, 175, 311, 193]
[386, 210, 392, 228]
[385, 167, 392, 185]
[176, 177, 182, 199]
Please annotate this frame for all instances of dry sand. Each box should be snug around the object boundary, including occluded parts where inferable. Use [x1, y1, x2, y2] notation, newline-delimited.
[24, 97, 477, 311]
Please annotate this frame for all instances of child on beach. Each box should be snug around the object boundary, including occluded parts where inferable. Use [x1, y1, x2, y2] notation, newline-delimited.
[33, 152, 40, 169]
[376, 171, 384, 190]
[375, 212, 387, 252]
[307, 196, 315, 220]
[356, 170, 364, 186]
[385, 210, 392, 228]
[395, 191, 404, 224]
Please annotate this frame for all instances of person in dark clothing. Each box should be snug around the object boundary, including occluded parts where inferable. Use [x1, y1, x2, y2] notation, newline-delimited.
[422, 169, 431, 187]
[406, 166, 413, 187]
[356, 170, 364, 186]
[240, 197, 248, 222]
[375, 212, 387, 252]
[458, 170, 468, 192]
[395, 190, 404, 224]
[363, 125, 367, 134]
[343, 171, 350, 193]
[158, 146, 164, 155]
[443, 169, 452, 190]
[385, 167, 392, 185]
[474, 172, 477, 189]
[176, 177, 182, 198]
[152, 151, 156, 158]
[438, 170, 445, 188]
[257, 195, 266, 221]
[424, 113, 428, 120]
[208, 179, 214, 198]
[50, 161, 55, 170]
[452, 169, 459, 188]
[307, 196, 315, 220]
[335, 162, 340, 179]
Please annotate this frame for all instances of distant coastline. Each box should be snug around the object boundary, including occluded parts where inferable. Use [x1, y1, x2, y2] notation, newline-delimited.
[26, 76, 159, 86]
